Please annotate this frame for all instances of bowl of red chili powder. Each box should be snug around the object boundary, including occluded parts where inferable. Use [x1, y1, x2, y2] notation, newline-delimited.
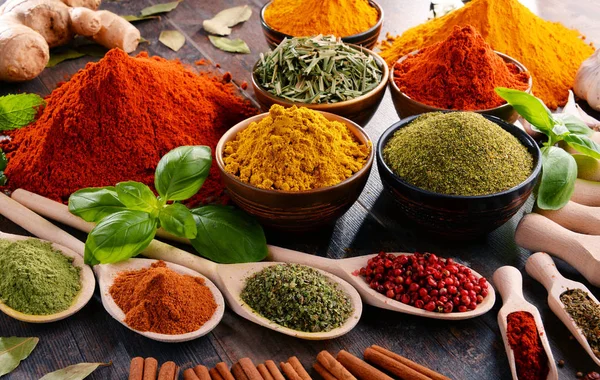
[389, 25, 532, 123]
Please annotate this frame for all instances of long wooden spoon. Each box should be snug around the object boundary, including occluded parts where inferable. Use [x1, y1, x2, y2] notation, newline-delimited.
[536, 201, 600, 235]
[526, 252, 600, 366]
[515, 212, 600, 286]
[572, 179, 600, 207]
[493, 266, 558, 380]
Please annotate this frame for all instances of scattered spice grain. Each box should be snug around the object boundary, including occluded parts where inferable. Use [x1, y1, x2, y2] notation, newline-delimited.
[560, 289, 600, 359]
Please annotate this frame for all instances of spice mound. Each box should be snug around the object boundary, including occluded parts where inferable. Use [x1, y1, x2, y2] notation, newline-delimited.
[109, 261, 217, 335]
[2, 48, 256, 205]
[0, 238, 81, 315]
[393, 25, 530, 111]
[560, 289, 600, 359]
[383, 112, 534, 196]
[506, 311, 550, 380]
[240, 264, 353, 332]
[255, 36, 383, 104]
[264, 0, 378, 38]
[359, 252, 489, 313]
[223, 105, 370, 191]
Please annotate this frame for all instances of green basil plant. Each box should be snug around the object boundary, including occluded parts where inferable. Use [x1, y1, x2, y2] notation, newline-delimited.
[68, 145, 267, 265]
[496, 88, 600, 210]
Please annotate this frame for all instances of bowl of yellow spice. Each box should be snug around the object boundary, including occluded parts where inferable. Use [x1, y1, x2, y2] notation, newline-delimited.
[216, 104, 373, 232]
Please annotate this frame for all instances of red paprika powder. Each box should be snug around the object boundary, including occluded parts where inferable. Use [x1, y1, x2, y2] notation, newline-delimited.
[393, 25, 530, 111]
[1, 49, 256, 205]
[506, 311, 549, 380]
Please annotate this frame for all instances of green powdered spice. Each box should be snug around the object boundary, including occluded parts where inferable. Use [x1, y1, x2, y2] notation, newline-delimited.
[383, 112, 534, 196]
[560, 289, 600, 359]
[0, 238, 81, 315]
[240, 264, 353, 332]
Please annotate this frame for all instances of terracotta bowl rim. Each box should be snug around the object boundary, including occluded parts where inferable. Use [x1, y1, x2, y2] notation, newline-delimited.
[389, 50, 533, 113]
[216, 111, 375, 196]
[376, 113, 542, 201]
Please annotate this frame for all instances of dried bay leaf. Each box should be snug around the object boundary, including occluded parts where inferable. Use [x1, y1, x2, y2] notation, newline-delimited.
[208, 36, 250, 54]
[46, 49, 86, 67]
[203, 5, 252, 36]
[0, 337, 39, 376]
[140, 0, 181, 17]
[159, 30, 186, 51]
[39, 362, 111, 380]
[121, 14, 160, 22]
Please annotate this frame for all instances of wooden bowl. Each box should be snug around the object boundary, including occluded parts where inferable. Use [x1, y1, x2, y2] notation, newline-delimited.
[376, 114, 542, 239]
[389, 51, 532, 123]
[251, 46, 389, 127]
[216, 112, 374, 232]
[259, 0, 384, 50]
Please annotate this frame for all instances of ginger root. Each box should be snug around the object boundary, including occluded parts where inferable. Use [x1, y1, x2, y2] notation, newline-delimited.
[0, 0, 140, 82]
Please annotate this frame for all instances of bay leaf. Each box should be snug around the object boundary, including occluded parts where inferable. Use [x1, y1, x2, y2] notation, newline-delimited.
[121, 14, 160, 22]
[159, 30, 186, 51]
[46, 49, 86, 67]
[0, 337, 39, 377]
[208, 36, 250, 54]
[39, 362, 111, 380]
[203, 5, 252, 36]
[139, 1, 181, 17]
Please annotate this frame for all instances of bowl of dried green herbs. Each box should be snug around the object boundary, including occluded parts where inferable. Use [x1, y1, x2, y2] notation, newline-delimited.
[252, 35, 389, 126]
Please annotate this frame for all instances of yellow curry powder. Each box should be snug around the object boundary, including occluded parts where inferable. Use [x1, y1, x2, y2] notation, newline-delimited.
[379, 0, 594, 109]
[223, 105, 370, 191]
[264, 0, 378, 38]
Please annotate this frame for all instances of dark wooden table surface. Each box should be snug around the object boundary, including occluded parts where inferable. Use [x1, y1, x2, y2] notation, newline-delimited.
[1, 0, 600, 379]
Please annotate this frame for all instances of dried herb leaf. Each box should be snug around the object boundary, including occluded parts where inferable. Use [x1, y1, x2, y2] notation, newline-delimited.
[0, 94, 45, 131]
[121, 14, 160, 22]
[159, 30, 186, 51]
[0, 337, 39, 377]
[139, 1, 181, 17]
[46, 49, 86, 67]
[47, 45, 108, 68]
[208, 36, 250, 54]
[203, 5, 252, 36]
[39, 362, 111, 380]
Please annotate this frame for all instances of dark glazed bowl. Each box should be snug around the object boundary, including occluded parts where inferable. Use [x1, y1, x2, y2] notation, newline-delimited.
[216, 112, 374, 232]
[376, 114, 542, 239]
[259, 0, 384, 50]
[251, 46, 389, 127]
[389, 51, 532, 123]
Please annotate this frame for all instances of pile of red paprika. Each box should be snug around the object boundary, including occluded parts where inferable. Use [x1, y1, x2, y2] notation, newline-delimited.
[507, 311, 549, 380]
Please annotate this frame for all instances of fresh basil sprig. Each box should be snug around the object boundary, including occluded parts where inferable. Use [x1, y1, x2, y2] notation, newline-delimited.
[69, 145, 267, 265]
[496, 88, 600, 210]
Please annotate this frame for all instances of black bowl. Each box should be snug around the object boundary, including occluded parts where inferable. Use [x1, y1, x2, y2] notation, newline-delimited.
[376, 113, 542, 239]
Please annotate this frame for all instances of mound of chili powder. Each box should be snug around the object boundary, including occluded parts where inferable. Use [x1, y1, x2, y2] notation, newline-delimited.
[1, 48, 256, 205]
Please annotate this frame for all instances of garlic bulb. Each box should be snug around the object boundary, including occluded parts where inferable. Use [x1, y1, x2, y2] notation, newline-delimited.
[574, 49, 600, 111]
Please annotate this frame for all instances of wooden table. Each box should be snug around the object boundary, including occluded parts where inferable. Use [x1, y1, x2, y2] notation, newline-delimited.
[1, 1, 599, 378]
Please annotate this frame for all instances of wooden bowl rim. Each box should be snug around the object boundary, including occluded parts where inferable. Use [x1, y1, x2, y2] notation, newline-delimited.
[389, 50, 533, 113]
[216, 111, 374, 196]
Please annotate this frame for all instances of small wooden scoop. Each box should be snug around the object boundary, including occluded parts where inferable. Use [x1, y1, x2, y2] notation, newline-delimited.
[493, 266, 558, 380]
[526, 252, 600, 366]
[515, 212, 600, 286]
[536, 201, 600, 235]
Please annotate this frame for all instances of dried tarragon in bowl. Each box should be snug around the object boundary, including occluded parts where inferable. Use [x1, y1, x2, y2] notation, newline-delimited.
[240, 263, 353, 332]
[254, 35, 383, 104]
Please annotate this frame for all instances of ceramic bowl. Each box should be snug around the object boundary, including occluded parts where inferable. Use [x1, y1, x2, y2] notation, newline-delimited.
[252, 46, 389, 126]
[216, 112, 374, 232]
[389, 51, 532, 123]
[376, 114, 542, 238]
[259, 0, 384, 50]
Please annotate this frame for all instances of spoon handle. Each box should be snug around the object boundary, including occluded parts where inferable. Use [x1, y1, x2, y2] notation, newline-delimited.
[0, 193, 85, 255]
[525, 252, 563, 291]
[492, 266, 525, 304]
[572, 179, 600, 207]
[267, 245, 342, 276]
[536, 201, 600, 235]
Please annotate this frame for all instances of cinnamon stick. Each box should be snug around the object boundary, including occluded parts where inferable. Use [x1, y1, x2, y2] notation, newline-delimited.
[240, 358, 264, 380]
[184, 368, 202, 380]
[368, 345, 449, 380]
[266, 360, 286, 380]
[336, 350, 394, 380]
[316, 351, 356, 380]
[280, 362, 303, 380]
[257, 364, 275, 380]
[287, 357, 311, 380]
[129, 357, 144, 380]
[143, 358, 159, 380]
[312, 363, 337, 380]
[217, 362, 236, 380]
[232, 363, 250, 380]
[194, 365, 212, 380]
[157, 361, 178, 380]
[210, 368, 226, 380]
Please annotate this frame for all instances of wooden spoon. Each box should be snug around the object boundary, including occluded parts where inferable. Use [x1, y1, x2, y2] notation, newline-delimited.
[10, 189, 495, 321]
[0, 231, 95, 324]
[515, 212, 600, 287]
[536, 201, 600, 235]
[2, 192, 362, 340]
[493, 266, 558, 380]
[526, 252, 600, 366]
[0, 193, 225, 342]
[572, 179, 600, 207]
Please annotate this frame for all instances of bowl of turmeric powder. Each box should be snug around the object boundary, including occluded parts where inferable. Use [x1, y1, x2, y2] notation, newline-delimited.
[216, 105, 374, 232]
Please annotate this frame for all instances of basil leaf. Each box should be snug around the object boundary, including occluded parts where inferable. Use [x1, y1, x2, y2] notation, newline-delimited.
[69, 187, 126, 222]
[495, 88, 554, 134]
[0, 174, 6, 186]
[564, 134, 600, 159]
[115, 181, 158, 213]
[190, 205, 267, 263]
[0, 150, 7, 171]
[84, 210, 157, 265]
[154, 145, 212, 201]
[0, 94, 45, 130]
[551, 122, 569, 137]
[158, 203, 197, 239]
[537, 146, 578, 210]
[39, 362, 110, 380]
[0, 337, 38, 377]
[554, 113, 593, 136]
